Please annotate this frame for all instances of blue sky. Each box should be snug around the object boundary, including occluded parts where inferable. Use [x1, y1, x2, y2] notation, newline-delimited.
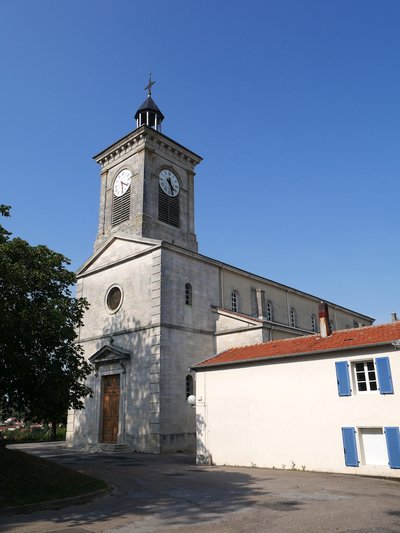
[1, 0, 399, 324]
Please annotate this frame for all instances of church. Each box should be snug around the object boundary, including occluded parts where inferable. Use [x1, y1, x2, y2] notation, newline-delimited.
[66, 80, 373, 453]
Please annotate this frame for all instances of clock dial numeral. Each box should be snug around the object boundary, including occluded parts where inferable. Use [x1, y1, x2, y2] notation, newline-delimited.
[114, 169, 132, 197]
[159, 170, 179, 197]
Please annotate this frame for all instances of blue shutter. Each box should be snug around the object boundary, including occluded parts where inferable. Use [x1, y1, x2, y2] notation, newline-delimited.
[335, 361, 351, 396]
[375, 357, 394, 394]
[385, 427, 400, 468]
[342, 427, 359, 467]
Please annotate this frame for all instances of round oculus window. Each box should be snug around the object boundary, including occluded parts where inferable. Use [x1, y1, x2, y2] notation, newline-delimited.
[106, 286, 122, 313]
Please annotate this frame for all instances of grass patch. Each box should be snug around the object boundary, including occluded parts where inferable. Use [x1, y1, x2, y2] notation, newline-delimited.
[0, 448, 107, 509]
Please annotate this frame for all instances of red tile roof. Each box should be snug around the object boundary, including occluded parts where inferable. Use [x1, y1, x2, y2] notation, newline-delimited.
[194, 321, 400, 369]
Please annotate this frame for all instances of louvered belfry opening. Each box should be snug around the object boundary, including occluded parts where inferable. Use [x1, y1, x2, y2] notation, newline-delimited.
[158, 187, 180, 227]
[112, 186, 131, 226]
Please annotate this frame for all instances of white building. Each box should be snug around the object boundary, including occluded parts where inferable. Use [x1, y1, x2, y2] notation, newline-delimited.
[66, 84, 373, 453]
[193, 310, 400, 477]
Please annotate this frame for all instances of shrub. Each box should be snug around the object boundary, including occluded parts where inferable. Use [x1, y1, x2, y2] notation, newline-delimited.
[1, 425, 66, 444]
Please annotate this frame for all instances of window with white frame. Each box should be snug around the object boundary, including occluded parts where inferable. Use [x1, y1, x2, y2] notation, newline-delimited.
[354, 360, 378, 393]
[266, 301, 273, 321]
[336, 357, 394, 397]
[231, 290, 240, 312]
[290, 308, 296, 327]
[342, 426, 400, 469]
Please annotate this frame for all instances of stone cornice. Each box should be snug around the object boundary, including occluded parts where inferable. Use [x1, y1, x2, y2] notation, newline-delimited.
[76, 235, 161, 278]
[89, 344, 130, 374]
[93, 125, 202, 171]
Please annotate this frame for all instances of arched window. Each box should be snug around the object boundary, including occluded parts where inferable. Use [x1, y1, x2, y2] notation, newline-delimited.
[311, 314, 317, 332]
[185, 374, 194, 399]
[185, 283, 192, 306]
[266, 301, 273, 321]
[290, 308, 296, 328]
[231, 290, 240, 312]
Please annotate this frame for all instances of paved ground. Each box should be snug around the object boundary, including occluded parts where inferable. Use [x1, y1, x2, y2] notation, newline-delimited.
[2, 442, 400, 533]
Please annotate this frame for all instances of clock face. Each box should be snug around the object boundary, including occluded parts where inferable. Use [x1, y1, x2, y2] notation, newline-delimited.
[113, 169, 132, 197]
[159, 169, 180, 197]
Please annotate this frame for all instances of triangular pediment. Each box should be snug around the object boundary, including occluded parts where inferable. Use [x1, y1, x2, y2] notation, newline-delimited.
[77, 235, 161, 276]
[89, 344, 130, 368]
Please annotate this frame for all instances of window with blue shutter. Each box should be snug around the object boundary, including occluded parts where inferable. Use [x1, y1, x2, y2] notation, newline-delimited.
[375, 357, 394, 394]
[342, 427, 359, 467]
[385, 427, 400, 468]
[335, 362, 351, 396]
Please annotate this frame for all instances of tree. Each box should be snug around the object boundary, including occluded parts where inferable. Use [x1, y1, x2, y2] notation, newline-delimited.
[0, 205, 92, 438]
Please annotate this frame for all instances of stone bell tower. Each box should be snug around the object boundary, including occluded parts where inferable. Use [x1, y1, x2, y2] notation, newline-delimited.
[93, 76, 202, 252]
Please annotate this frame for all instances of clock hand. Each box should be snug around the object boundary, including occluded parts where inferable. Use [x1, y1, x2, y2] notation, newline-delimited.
[167, 178, 174, 194]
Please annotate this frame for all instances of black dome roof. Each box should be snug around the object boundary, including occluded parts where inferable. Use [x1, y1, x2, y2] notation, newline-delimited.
[134, 96, 164, 121]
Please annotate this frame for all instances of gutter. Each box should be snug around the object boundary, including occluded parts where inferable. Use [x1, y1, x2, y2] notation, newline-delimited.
[191, 340, 398, 372]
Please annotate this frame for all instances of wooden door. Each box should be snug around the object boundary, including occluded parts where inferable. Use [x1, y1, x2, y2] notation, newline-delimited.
[101, 374, 120, 443]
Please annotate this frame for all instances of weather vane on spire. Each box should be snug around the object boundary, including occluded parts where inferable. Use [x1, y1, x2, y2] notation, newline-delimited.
[145, 74, 156, 97]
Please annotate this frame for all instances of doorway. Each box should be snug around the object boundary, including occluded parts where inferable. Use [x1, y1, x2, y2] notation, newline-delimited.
[101, 374, 120, 443]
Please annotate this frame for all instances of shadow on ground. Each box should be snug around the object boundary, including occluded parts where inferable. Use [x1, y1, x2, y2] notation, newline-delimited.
[0, 445, 302, 532]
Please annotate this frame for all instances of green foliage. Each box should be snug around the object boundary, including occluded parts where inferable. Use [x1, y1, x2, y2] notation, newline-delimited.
[2, 425, 66, 443]
[0, 204, 11, 243]
[0, 206, 92, 425]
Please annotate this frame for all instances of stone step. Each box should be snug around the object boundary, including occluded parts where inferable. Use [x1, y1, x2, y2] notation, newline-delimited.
[98, 443, 131, 453]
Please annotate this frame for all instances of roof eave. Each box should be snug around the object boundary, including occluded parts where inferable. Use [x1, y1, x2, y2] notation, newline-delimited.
[192, 340, 397, 371]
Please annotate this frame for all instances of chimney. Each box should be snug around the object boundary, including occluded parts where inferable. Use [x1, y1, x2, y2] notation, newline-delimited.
[391, 312, 398, 323]
[319, 302, 331, 338]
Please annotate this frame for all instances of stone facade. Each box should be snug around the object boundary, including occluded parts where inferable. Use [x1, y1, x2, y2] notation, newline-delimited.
[66, 97, 374, 453]
[93, 126, 200, 253]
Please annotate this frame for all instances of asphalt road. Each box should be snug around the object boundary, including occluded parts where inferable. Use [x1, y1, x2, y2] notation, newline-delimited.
[2, 442, 400, 532]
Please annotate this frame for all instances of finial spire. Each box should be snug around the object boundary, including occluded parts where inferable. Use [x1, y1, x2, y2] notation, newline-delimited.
[135, 76, 164, 132]
[144, 74, 156, 97]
